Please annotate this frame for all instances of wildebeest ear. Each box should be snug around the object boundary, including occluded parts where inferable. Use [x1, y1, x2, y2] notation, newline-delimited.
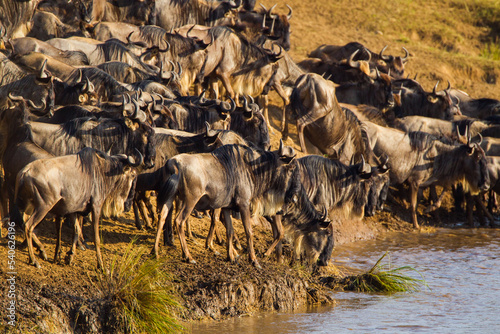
[124, 117, 138, 130]
[427, 95, 439, 104]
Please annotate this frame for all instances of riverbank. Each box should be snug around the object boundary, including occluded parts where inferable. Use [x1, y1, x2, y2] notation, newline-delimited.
[0, 184, 462, 333]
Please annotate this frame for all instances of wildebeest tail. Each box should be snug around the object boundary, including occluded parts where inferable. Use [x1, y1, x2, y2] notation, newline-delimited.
[157, 172, 180, 209]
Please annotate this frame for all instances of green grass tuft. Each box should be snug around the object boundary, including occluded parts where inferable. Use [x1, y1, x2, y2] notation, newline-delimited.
[342, 251, 429, 293]
[90, 241, 185, 334]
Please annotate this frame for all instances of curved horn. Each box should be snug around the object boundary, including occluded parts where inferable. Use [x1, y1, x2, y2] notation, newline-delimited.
[159, 40, 170, 53]
[379, 45, 390, 61]
[8, 92, 24, 102]
[320, 207, 328, 221]
[375, 67, 381, 79]
[446, 80, 451, 91]
[433, 81, 440, 95]
[358, 154, 366, 173]
[261, 13, 267, 29]
[127, 31, 134, 44]
[268, 3, 277, 17]
[177, 61, 182, 77]
[28, 99, 46, 112]
[279, 138, 284, 155]
[131, 99, 140, 118]
[286, 4, 293, 20]
[127, 148, 143, 167]
[187, 24, 195, 39]
[220, 96, 236, 113]
[39, 59, 48, 79]
[83, 76, 92, 92]
[76, 69, 83, 83]
[402, 47, 409, 61]
[260, 3, 268, 12]
[243, 95, 252, 113]
[477, 133, 483, 145]
[348, 49, 361, 69]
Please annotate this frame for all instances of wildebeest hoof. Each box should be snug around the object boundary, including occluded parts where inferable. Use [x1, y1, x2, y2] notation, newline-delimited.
[32, 261, 41, 269]
[188, 259, 197, 264]
[252, 261, 262, 269]
[65, 253, 75, 265]
[18, 239, 28, 250]
[213, 250, 221, 256]
[40, 250, 48, 261]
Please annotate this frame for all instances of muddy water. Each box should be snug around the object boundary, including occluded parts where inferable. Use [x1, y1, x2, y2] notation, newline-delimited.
[192, 228, 500, 333]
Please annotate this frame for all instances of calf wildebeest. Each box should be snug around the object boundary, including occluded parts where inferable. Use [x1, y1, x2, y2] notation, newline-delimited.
[153, 141, 310, 268]
[364, 121, 490, 228]
[15, 147, 142, 269]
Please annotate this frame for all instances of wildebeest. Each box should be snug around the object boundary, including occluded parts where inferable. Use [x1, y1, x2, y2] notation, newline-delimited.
[8, 37, 90, 66]
[335, 69, 394, 111]
[15, 147, 142, 268]
[282, 155, 380, 265]
[392, 80, 459, 120]
[28, 111, 156, 169]
[153, 0, 241, 30]
[153, 141, 307, 268]
[285, 73, 375, 164]
[449, 89, 500, 120]
[308, 42, 409, 79]
[364, 121, 490, 228]
[0, 0, 40, 39]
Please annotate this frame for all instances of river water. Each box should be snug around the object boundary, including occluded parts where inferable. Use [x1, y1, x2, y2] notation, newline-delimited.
[192, 228, 500, 333]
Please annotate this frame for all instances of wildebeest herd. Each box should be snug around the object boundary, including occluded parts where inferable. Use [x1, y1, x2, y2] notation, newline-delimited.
[1, 0, 499, 270]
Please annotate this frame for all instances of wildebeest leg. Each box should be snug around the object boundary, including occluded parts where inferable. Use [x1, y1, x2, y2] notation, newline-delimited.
[206, 208, 221, 253]
[476, 194, 494, 226]
[222, 208, 238, 262]
[92, 206, 104, 270]
[272, 81, 290, 134]
[217, 71, 235, 99]
[296, 112, 326, 154]
[154, 202, 173, 257]
[138, 199, 153, 230]
[264, 214, 283, 263]
[259, 94, 273, 133]
[174, 201, 197, 264]
[66, 215, 82, 265]
[53, 216, 63, 263]
[163, 208, 174, 247]
[424, 187, 447, 214]
[144, 193, 158, 225]
[465, 193, 477, 227]
[239, 206, 260, 268]
[410, 182, 420, 229]
[132, 200, 143, 230]
[185, 218, 193, 239]
[25, 206, 53, 268]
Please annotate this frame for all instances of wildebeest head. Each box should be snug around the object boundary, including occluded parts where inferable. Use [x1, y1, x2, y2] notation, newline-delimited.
[258, 4, 292, 51]
[371, 69, 395, 111]
[98, 149, 143, 218]
[365, 155, 390, 217]
[230, 96, 270, 150]
[54, 71, 99, 106]
[378, 45, 409, 79]
[425, 81, 457, 120]
[458, 130, 490, 194]
[122, 105, 156, 169]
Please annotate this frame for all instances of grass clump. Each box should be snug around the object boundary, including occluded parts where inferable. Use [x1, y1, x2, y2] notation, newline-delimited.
[341, 252, 428, 293]
[91, 241, 185, 334]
